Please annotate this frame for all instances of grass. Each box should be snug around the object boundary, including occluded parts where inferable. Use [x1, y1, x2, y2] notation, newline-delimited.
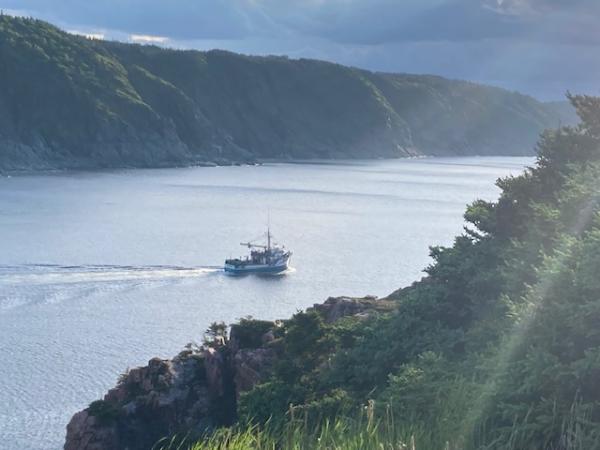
[155, 401, 452, 450]
[156, 420, 424, 450]
[154, 397, 600, 450]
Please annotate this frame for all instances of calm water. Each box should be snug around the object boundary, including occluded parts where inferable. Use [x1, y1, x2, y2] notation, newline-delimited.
[0, 157, 531, 449]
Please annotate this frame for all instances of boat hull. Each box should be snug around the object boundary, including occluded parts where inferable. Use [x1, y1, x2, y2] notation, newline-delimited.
[224, 263, 289, 274]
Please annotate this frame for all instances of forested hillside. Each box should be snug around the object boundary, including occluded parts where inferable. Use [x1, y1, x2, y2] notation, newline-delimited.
[235, 94, 600, 448]
[66, 94, 600, 449]
[0, 16, 573, 171]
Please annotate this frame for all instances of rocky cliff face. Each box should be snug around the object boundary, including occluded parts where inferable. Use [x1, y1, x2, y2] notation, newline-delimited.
[65, 355, 214, 450]
[312, 296, 387, 323]
[63, 297, 385, 450]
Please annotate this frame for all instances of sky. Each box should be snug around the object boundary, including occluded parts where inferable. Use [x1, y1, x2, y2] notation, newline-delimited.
[1, 0, 598, 101]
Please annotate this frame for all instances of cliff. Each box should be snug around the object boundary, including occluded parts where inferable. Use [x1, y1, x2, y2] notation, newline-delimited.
[64, 297, 388, 450]
[0, 15, 574, 172]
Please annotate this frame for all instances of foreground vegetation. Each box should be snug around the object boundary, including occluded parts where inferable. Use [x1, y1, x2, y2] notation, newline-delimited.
[159, 94, 600, 449]
[157, 400, 596, 450]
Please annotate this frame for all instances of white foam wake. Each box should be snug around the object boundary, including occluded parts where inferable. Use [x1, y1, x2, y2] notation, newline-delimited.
[0, 263, 223, 285]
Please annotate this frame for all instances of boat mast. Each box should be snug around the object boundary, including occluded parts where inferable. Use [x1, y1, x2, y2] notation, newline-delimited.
[267, 211, 271, 251]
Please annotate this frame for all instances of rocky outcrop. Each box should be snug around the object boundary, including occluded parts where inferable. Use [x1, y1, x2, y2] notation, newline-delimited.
[310, 296, 394, 323]
[64, 354, 215, 450]
[65, 411, 120, 450]
[232, 348, 277, 397]
[64, 342, 273, 449]
[64, 297, 388, 450]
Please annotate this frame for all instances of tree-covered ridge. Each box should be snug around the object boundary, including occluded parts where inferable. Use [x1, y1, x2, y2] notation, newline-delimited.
[236, 95, 600, 448]
[0, 15, 574, 171]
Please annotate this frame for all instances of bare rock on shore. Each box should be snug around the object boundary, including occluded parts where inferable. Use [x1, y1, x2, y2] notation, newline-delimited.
[64, 341, 274, 449]
[64, 296, 388, 450]
[310, 296, 393, 323]
[64, 353, 214, 450]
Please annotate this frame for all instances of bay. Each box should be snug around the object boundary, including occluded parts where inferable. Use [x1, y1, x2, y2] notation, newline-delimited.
[0, 157, 532, 449]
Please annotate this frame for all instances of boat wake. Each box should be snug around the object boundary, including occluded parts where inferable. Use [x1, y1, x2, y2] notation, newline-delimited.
[0, 263, 223, 286]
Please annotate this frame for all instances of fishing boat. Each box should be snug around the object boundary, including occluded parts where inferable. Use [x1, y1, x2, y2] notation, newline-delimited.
[224, 228, 292, 274]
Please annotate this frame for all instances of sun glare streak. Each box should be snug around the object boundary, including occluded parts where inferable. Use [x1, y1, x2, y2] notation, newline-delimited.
[458, 168, 600, 443]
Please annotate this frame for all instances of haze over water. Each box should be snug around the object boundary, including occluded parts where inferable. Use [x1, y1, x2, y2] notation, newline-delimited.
[0, 157, 531, 450]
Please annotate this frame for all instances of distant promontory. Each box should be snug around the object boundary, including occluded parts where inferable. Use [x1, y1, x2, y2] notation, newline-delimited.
[0, 16, 575, 171]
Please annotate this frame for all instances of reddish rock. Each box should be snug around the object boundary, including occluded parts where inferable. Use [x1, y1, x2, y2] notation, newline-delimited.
[64, 410, 119, 450]
[64, 352, 213, 450]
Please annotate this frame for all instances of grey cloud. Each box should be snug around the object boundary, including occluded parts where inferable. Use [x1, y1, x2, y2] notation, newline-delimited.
[261, 0, 600, 46]
[0, 0, 598, 99]
[491, 0, 600, 14]
[4, 0, 598, 45]
[243, 0, 528, 44]
[0, 0, 267, 40]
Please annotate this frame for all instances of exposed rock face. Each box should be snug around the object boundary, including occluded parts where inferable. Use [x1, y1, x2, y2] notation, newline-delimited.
[310, 296, 392, 323]
[233, 348, 277, 397]
[64, 297, 387, 449]
[65, 354, 215, 450]
[65, 411, 119, 450]
[64, 345, 273, 449]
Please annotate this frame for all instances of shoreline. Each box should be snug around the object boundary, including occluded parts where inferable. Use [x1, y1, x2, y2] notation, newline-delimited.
[0, 153, 536, 177]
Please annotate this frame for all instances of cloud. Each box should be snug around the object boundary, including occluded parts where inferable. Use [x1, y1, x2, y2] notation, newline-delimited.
[67, 29, 105, 40]
[490, 0, 600, 14]
[0, 0, 598, 99]
[209, 0, 526, 45]
[130, 34, 169, 44]
[253, 0, 600, 46]
[0, 0, 264, 40]
[2, 0, 599, 45]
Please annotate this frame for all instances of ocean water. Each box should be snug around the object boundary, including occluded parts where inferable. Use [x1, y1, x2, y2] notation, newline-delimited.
[0, 157, 532, 449]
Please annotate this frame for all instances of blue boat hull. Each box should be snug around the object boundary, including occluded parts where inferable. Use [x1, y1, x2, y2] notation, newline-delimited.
[224, 264, 289, 274]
